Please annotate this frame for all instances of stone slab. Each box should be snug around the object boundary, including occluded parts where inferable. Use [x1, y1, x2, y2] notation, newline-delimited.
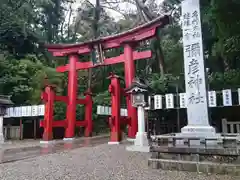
[108, 141, 120, 145]
[148, 158, 240, 176]
[126, 145, 150, 152]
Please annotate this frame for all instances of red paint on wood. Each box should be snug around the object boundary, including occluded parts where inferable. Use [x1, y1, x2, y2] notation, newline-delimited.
[46, 16, 169, 56]
[56, 50, 152, 72]
[124, 44, 138, 138]
[65, 55, 78, 138]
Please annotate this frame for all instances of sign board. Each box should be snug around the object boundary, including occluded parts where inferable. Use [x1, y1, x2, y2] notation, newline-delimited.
[182, 0, 209, 126]
[208, 91, 217, 107]
[96, 105, 127, 117]
[222, 89, 232, 106]
[38, 105, 45, 116]
[4, 105, 45, 118]
[21, 106, 28, 117]
[31, 105, 38, 116]
[165, 94, 174, 109]
[179, 93, 187, 108]
[154, 95, 162, 109]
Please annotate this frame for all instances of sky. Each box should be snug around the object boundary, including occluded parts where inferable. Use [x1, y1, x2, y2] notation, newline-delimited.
[72, 0, 164, 20]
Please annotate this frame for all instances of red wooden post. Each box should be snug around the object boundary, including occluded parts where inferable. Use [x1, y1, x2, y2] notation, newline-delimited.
[84, 90, 93, 137]
[108, 74, 121, 144]
[42, 86, 54, 141]
[124, 43, 138, 139]
[65, 55, 78, 139]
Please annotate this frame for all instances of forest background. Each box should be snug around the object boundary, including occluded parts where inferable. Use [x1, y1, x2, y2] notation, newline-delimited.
[1, 0, 240, 133]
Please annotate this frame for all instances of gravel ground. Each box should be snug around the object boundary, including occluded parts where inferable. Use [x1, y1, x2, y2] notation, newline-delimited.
[0, 143, 239, 180]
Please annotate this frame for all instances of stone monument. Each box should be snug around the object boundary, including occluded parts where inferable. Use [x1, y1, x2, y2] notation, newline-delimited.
[180, 0, 218, 142]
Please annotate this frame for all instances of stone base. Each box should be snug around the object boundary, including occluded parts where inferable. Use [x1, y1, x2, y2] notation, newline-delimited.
[134, 132, 149, 146]
[0, 134, 4, 144]
[148, 158, 240, 176]
[126, 145, 150, 152]
[126, 132, 150, 152]
[126, 138, 135, 142]
[177, 125, 220, 146]
[108, 141, 120, 145]
[181, 125, 216, 134]
[40, 140, 55, 144]
[63, 138, 75, 141]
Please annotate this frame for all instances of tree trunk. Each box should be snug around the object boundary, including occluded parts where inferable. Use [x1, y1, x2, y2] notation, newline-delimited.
[87, 0, 101, 89]
[134, 0, 166, 76]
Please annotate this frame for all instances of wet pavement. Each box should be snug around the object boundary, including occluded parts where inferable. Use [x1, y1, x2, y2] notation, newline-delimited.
[0, 136, 109, 164]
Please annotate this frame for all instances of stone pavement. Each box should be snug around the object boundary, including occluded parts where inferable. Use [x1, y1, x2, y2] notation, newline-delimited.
[0, 141, 239, 180]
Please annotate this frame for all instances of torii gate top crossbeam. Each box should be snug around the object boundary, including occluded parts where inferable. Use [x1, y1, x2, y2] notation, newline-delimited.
[45, 15, 170, 57]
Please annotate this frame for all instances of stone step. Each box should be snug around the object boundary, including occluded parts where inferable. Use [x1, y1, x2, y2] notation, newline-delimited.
[148, 158, 240, 176]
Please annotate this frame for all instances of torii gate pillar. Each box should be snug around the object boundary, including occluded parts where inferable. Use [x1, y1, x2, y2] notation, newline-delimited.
[124, 43, 138, 139]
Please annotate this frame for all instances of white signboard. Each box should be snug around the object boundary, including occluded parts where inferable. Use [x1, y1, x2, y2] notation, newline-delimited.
[26, 106, 32, 117]
[154, 95, 162, 109]
[96, 105, 127, 116]
[13, 107, 18, 117]
[179, 93, 187, 108]
[165, 94, 174, 109]
[38, 105, 45, 116]
[9, 107, 14, 117]
[31, 105, 38, 116]
[208, 91, 217, 107]
[21, 106, 28, 117]
[182, 0, 209, 125]
[222, 89, 232, 106]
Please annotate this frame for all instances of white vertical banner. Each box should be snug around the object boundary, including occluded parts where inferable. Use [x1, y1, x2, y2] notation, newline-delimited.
[21, 106, 28, 117]
[8, 107, 14, 117]
[16, 107, 22, 117]
[179, 93, 187, 108]
[31, 105, 38, 116]
[120, 109, 125, 116]
[154, 95, 162, 109]
[104, 106, 109, 115]
[97, 105, 101, 115]
[182, 0, 209, 126]
[26, 106, 32, 117]
[208, 91, 217, 107]
[165, 94, 174, 109]
[13, 107, 18, 117]
[124, 109, 128, 116]
[38, 105, 45, 116]
[222, 89, 232, 106]
[238, 88, 240, 105]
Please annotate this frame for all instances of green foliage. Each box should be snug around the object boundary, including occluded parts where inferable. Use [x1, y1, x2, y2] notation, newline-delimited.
[209, 69, 240, 90]
[0, 55, 63, 105]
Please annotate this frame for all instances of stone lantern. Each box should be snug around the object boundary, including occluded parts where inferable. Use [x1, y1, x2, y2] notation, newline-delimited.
[125, 78, 151, 152]
[0, 95, 13, 143]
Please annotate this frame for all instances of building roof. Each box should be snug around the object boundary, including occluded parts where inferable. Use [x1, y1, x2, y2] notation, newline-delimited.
[125, 77, 152, 93]
[0, 95, 14, 106]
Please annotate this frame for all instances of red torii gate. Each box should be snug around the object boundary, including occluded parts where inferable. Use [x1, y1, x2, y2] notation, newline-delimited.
[43, 15, 169, 140]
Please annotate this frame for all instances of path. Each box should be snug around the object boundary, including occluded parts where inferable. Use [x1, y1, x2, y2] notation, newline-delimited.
[0, 138, 239, 180]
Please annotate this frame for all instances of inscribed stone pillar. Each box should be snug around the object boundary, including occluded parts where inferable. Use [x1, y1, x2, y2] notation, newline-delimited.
[181, 0, 217, 138]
